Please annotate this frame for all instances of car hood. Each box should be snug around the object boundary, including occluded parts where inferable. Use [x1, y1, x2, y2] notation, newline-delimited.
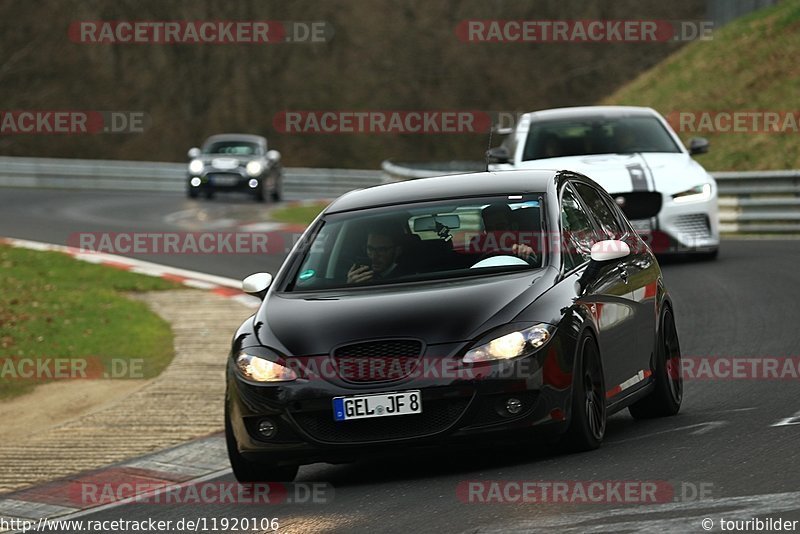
[255, 271, 553, 356]
[512, 153, 712, 195]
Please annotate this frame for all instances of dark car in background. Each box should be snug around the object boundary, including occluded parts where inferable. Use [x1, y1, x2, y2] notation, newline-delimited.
[186, 133, 282, 202]
[224, 169, 683, 481]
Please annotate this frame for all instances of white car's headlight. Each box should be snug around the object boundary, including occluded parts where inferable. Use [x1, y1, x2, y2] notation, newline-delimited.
[463, 324, 555, 364]
[236, 352, 297, 382]
[188, 159, 204, 174]
[672, 183, 712, 203]
[246, 160, 264, 177]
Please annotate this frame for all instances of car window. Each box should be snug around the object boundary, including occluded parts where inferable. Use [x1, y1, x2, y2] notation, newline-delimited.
[573, 182, 625, 240]
[522, 116, 680, 161]
[204, 141, 262, 156]
[560, 184, 596, 272]
[285, 196, 545, 292]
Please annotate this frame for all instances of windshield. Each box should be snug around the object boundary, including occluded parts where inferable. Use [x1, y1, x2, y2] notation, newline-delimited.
[522, 115, 681, 161]
[286, 195, 546, 292]
[203, 141, 262, 156]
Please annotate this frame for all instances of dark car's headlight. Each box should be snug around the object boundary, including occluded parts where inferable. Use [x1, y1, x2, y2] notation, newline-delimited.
[235, 350, 297, 382]
[246, 161, 264, 177]
[672, 183, 712, 203]
[188, 159, 204, 174]
[463, 324, 555, 364]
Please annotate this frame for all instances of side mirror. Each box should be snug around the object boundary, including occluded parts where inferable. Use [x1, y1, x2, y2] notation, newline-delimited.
[688, 137, 709, 155]
[486, 145, 511, 164]
[266, 149, 281, 164]
[242, 272, 273, 300]
[577, 240, 631, 294]
[590, 240, 630, 262]
[187, 147, 201, 159]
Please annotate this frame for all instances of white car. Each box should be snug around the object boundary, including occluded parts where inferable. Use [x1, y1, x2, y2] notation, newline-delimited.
[487, 106, 719, 259]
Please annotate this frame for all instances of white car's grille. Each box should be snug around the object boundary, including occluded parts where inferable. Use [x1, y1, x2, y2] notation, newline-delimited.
[674, 214, 711, 238]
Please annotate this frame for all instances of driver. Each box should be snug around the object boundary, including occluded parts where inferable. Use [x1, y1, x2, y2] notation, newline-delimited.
[346, 227, 405, 284]
[614, 125, 638, 153]
[470, 204, 537, 262]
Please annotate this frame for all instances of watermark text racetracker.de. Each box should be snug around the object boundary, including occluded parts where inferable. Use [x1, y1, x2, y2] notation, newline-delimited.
[457, 480, 714, 504]
[666, 110, 800, 134]
[679, 356, 800, 380]
[456, 19, 714, 43]
[0, 110, 147, 135]
[273, 110, 493, 134]
[68, 232, 288, 255]
[0, 357, 144, 380]
[69, 20, 333, 44]
[74, 480, 333, 506]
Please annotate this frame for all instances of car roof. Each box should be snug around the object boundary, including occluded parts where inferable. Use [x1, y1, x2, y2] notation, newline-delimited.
[203, 133, 266, 145]
[525, 105, 660, 121]
[326, 169, 568, 213]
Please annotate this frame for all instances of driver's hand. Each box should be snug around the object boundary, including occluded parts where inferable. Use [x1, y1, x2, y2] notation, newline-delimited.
[347, 264, 373, 284]
[512, 243, 535, 259]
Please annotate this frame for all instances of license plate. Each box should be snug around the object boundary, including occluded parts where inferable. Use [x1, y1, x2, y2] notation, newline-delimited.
[211, 175, 239, 186]
[630, 218, 653, 233]
[332, 390, 422, 421]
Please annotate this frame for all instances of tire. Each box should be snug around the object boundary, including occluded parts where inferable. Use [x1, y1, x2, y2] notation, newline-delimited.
[187, 188, 199, 199]
[271, 176, 283, 202]
[225, 403, 298, 482]
[629, 306, 683, 419]
[204, 189, 215, 200]
[253, 181, 266, 203]
[696, 248, 719, 261]
[562, 332, 606, 451]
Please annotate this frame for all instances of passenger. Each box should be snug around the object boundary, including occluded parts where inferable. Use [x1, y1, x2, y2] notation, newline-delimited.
[470, 204, 537, 262]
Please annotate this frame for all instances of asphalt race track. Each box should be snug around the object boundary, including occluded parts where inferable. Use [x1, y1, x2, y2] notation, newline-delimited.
[1, 188, 799, 533]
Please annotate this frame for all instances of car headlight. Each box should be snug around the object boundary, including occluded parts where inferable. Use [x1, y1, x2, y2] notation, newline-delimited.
[235, 351, 297, 382]
[672, 183, 712, 203]
[463, 324, 555, 364]
[188, 159, 204, 174]
[246, 160, 264, 177]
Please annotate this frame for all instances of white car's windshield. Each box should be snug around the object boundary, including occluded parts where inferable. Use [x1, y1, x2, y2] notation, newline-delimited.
[522, 116, 681, 161]
[203, 141, 262, 156]
[286, 195, 546, 292]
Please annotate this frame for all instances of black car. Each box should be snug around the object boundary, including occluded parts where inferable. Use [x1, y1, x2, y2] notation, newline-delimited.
[186, 133, 282, 201]
[225, 169, 683, 481]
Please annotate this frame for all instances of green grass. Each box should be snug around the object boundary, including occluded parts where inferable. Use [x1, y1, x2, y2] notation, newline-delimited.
[603, 0, 800, 170]
[269, 202, 328, 225]
[0, 245, 182, 399]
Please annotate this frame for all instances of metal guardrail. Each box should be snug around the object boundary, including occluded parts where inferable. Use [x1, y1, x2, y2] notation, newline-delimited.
[0, 156, 797, 234]
[714, 170, 800, 233]
[382, 160, 800, 235]
[0, 156, 386, 199]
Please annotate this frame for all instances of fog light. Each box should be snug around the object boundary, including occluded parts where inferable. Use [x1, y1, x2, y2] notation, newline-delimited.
[506, 398, 522, 415]
[190, 177, 201, 187]
[257, 419, 277, 439]
[248, 179, 259, 188]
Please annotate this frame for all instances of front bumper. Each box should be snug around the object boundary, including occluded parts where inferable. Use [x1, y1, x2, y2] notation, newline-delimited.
[226, 345, 573, 465]
[187, 169, 268, 192]
[628, 194, 720, 254]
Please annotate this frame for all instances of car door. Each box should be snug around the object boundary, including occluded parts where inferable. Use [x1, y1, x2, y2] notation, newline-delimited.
[572, 181, 657, 392]
[560, 182, 639, 395]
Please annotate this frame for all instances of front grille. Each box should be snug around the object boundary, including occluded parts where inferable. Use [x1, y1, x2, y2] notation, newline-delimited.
[611, 192, 662, 220]
[673, 214, 711, 239]
[331, 339, 423, 383]
[291, 397, 469, 443]
[208, 173, 241, 186]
